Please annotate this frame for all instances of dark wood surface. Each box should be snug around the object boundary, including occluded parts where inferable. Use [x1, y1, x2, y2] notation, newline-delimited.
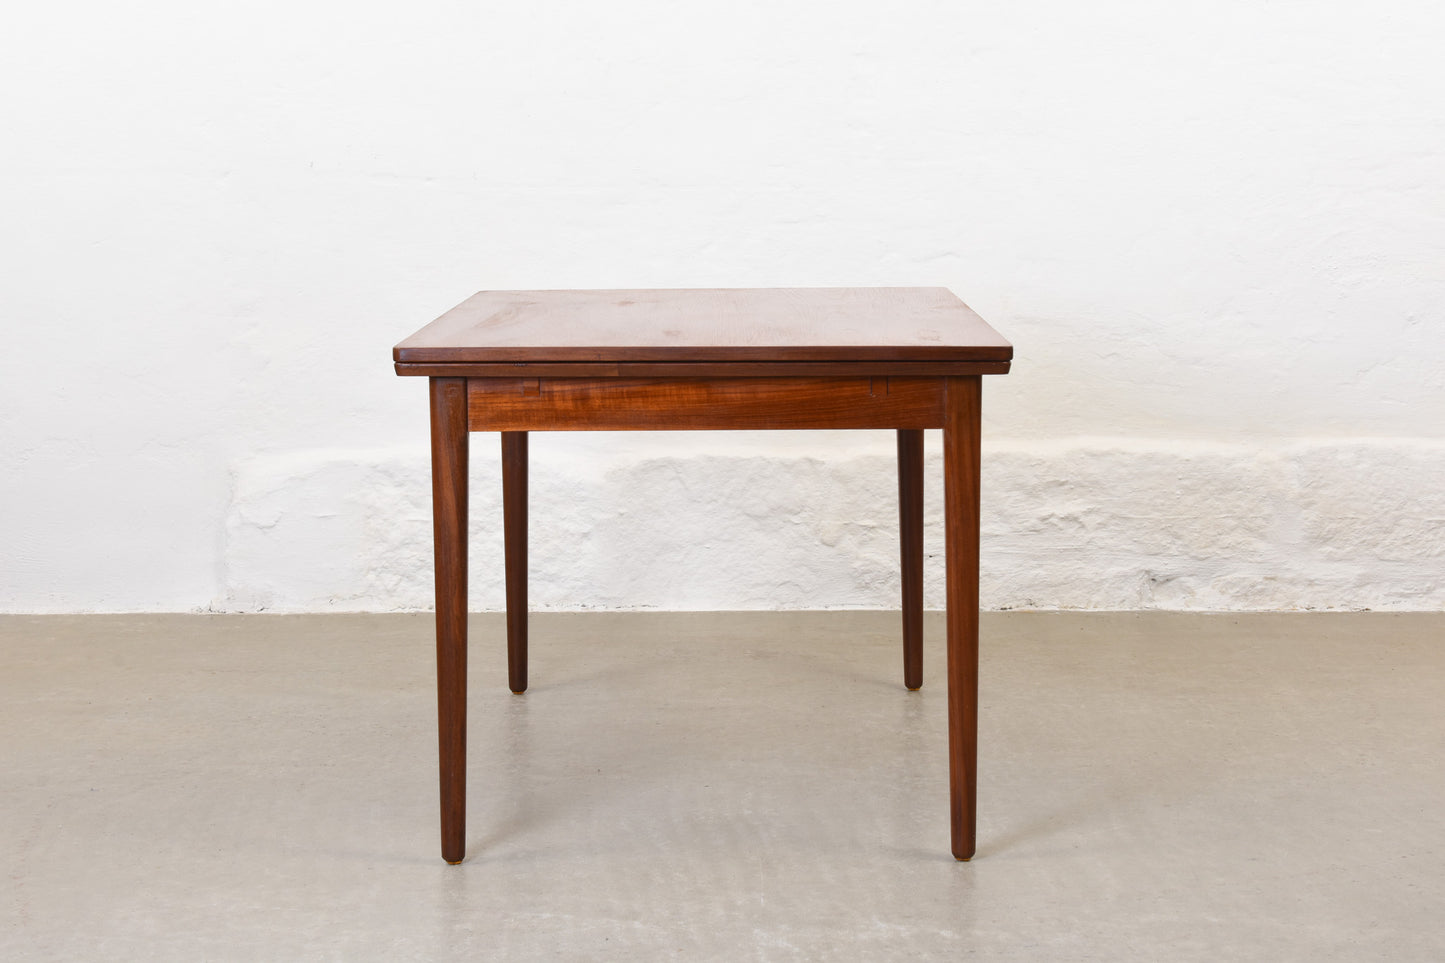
[502, 432, 528, 694]
[395, 288, 1012, 364]
[943, 376, 982, 861]
[897, 429, 924, 691]
[428, 378, 469, 865]
[396, 360, 1011, 378]
[404, 288, 1008, 865]
[467, 376, 947, 431]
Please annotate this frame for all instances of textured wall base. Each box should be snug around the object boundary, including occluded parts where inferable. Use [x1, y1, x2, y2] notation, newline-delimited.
[221, 436, 1445, 613]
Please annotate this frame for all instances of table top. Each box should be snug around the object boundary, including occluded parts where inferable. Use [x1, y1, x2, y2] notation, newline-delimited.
[394, 288, 1012, 364]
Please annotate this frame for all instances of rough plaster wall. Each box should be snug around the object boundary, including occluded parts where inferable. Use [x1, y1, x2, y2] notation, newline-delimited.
[2, 1, 1443, 612]
[221, 436, 1445, 613]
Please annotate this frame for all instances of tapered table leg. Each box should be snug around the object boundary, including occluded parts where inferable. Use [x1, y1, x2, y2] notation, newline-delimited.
[897, 429, 925, 690]
[943, 376, 982, 861]
[502, 431, 528, 693]
[429, 377, 469, 864]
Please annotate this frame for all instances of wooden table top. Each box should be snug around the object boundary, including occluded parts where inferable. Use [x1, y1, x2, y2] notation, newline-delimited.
[394, 288, 1012, 364]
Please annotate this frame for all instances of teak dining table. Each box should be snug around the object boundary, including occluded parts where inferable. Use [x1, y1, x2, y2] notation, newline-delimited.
[393, 287, 1012, 864]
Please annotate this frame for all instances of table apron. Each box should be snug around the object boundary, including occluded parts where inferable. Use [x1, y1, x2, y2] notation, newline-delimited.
[465, 376, 948, 431]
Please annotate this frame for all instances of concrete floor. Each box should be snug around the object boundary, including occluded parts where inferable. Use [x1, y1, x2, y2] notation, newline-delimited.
[1, 612, 1442, 961]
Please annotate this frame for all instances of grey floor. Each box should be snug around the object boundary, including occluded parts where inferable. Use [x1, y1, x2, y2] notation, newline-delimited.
[2, 612, 1442, 961]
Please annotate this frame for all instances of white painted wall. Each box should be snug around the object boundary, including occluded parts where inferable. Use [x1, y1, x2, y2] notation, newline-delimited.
[3, 1, 1442, 612]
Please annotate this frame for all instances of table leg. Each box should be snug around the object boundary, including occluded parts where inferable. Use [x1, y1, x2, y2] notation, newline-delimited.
[502, 431, 528, 693]
[429, 377, 469, 864]
[943, 376, 982, 861]
[897, 428, 924, 690]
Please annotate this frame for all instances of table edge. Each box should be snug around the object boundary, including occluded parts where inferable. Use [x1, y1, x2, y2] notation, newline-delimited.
[394, 344, 1014, 364]
[394, 360, 1012, 377]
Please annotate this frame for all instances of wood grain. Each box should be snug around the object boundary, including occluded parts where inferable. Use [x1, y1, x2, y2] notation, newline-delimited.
[396, 360, 1011, 378]
[429, 377, 469, 865]
[897, 429, 924, 691]
[402, 288, 1010, 864]
[395, 288, 1013, 364]
[467, 377, 946, 431]
[943, 376, 982, 861]
[502, 432, 528, 694]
